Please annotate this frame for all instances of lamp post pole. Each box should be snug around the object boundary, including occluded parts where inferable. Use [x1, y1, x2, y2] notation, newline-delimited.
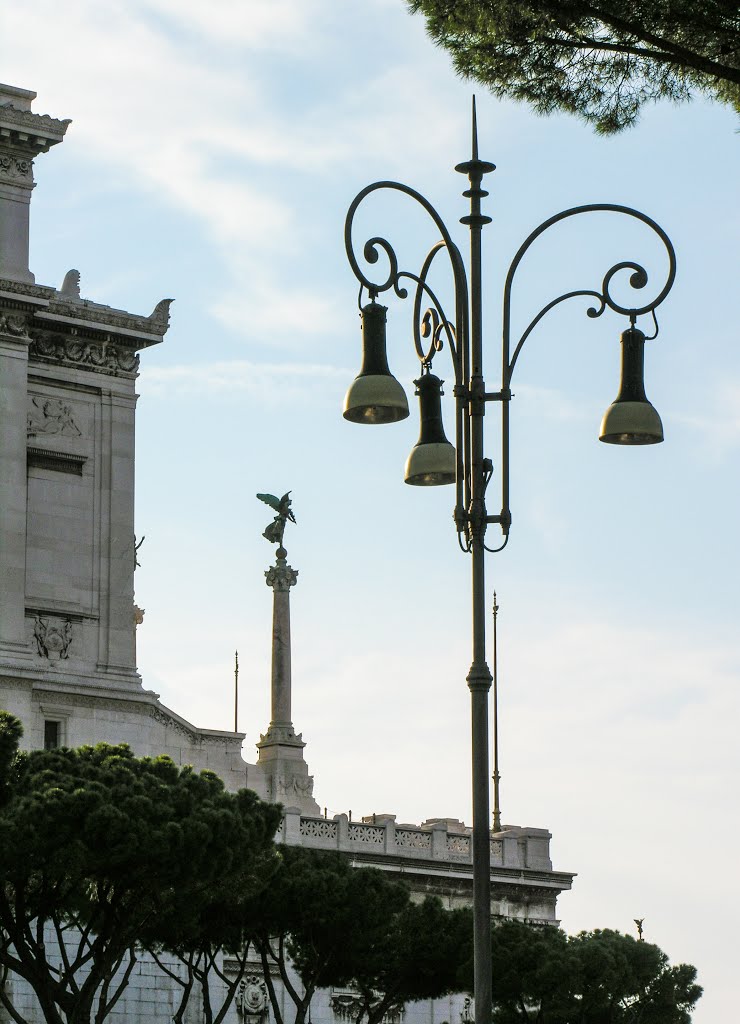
[342, 101, 675, 1024]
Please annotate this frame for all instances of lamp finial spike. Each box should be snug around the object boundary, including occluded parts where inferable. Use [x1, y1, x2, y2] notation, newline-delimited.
[471, 95, 479, 160]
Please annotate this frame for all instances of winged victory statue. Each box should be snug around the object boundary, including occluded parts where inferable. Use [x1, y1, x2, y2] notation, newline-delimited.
[257, 491, 296, 548]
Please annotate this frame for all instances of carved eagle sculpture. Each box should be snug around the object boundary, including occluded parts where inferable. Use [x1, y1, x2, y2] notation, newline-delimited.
[257, 492, 296, 546]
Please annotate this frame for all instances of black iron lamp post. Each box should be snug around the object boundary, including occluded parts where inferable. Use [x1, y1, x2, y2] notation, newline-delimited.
[342, 103, 675, 1024]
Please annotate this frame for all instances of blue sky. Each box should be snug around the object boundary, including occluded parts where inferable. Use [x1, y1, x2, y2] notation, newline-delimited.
[2, 1, 738, 1018]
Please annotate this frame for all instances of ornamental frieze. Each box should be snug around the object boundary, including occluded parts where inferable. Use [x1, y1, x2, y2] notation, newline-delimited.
[0, 312, 30, 338]
[0, 155, 32, 181]
[29, 331, 140, 375]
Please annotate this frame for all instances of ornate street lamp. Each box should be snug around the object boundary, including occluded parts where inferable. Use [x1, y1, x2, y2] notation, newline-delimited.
[342, 102, 675, 1024]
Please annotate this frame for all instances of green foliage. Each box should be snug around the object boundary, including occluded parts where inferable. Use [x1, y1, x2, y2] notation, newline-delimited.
[474, 921, 703, 1023]
[0, 714, 281, 1024]
[251, 847, 473, 1024]
[407, 1, 740, 132]
[351, 895, 473, 1024]
[252, 847, 412, 1024]
[0, 711, 22, 807]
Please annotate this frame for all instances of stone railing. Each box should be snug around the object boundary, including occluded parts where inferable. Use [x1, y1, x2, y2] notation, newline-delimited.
[280, 811, 553, 872]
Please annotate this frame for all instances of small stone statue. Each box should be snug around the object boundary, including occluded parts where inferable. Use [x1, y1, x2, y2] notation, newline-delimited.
[257, 492, 296, 549]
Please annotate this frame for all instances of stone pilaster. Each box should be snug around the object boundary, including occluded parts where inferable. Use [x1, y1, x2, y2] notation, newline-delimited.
[0, 313, 32, 657]
[0, 85, 70, 284]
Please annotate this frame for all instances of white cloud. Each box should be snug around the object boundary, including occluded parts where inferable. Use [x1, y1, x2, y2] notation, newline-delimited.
[137, 0, 327, 53]
[141, 358, 348, 400]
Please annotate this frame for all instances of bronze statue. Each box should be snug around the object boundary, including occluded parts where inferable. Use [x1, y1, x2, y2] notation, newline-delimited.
[257, 492, 296, 548]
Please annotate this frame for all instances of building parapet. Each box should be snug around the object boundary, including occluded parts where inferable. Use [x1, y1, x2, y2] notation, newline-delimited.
[280, 810, 562, 877]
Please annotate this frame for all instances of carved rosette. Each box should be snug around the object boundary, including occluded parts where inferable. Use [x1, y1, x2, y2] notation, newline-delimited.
[265, 561, 298, 592]
[0, 154, 33, 184]
[0, 313, 30, 339]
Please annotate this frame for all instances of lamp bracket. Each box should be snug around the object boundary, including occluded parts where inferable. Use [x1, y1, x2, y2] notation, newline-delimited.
[486, 511, 512, 529]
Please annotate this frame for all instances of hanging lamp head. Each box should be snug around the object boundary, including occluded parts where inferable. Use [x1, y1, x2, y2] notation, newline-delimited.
[343, 301, 409, 424]
[599, 325, 663, 445]
[404, 371, 456, 485]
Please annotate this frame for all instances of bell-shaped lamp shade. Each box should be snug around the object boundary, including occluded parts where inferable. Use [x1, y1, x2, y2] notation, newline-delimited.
[599, 326, 664, 445]
[404, 372, 456, 486]
[343, 301, 409, 424]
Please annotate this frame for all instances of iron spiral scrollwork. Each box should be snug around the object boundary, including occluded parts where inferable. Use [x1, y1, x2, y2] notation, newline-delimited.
[504, 204, 677, 385]
[345, 181, 468, 381]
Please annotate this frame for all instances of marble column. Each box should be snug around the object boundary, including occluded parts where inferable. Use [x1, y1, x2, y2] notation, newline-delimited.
[256, 545, 320, 814]
[265, 545, 298, 738]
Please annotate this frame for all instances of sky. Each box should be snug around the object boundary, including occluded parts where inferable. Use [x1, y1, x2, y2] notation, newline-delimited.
[2, 0, 738, 1018]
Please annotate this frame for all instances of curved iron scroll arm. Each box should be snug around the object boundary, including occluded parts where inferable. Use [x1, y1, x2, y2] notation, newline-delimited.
[502, 203, 676, 385]
[345, 180, 472, 534]
[494, 203, 676, 539]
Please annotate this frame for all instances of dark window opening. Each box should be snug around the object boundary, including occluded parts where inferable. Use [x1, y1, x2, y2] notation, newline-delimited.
[44, 720, 60, 750]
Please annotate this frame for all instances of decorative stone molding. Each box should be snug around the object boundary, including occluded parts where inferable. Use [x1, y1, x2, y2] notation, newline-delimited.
[265, 562, 298, 592]
[32, 614, 73, 660]
[32, 689, 147, 714]
[330, 989, 404, 1024]
[149, 706, 199, 744]
[0, 278, 55, 300]
[44, 295, 173, 336]
[395, 828, 431, 850]
[447, 834, 471, 855]
[0, 312, 30, 337]
[299, 818, 338, 840]
[330, 991, 364, 1023]
[148, 706, 241, 746]
[0, 155, 32, 182]
[29, 331, 140, 375]
[235, 975, 269, 1023]
[277, 774, 314, 798]
[27, 447, 86, 475]
[0, 101, 71, 146]
[348, 822, 384, 844]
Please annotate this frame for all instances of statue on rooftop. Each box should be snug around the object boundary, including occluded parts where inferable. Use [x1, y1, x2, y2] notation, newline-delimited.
[257, 491, 296, 548]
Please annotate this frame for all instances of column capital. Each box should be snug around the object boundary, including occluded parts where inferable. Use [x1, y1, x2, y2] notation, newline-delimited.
[265, 556, 298, 592]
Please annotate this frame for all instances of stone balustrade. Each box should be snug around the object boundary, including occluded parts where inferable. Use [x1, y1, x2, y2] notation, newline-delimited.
[279, 810, 554, 873]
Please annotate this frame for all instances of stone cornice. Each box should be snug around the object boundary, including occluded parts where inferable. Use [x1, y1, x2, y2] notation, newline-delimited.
[39, 295, 173, 340]
[0, 102, 71, 153]
[1, 280, 172, 346]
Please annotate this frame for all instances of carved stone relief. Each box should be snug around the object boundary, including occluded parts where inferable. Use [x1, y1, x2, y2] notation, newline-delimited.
[0, 313, 29, 338]
[0, 155, 32, 182]
[331, 990, 404, 1024]
[27, 395, 83, 437]
[277, 775, 314, 798]
[29, 332, 140, 375]
[236, 975, 269, 1023]
[32, 614, 73, 660]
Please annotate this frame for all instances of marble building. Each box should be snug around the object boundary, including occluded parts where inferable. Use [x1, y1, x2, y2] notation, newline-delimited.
[0, 84, 574, 1023]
